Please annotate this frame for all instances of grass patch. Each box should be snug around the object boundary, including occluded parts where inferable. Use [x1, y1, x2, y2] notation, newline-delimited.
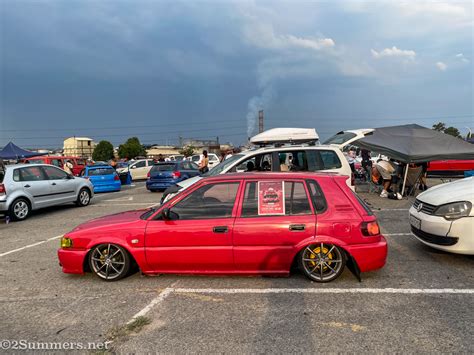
[126, 316, 152, 333]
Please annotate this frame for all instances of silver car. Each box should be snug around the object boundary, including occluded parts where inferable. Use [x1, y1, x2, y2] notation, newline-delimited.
[0, 163, 94, 221]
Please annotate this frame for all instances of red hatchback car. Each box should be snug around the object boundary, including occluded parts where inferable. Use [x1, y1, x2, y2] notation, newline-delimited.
[58, 173, 387, 282]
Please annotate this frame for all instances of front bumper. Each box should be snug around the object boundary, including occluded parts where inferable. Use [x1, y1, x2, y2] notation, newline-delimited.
[345, 236, 387, 272]
[58, 248, 88, 274]
[409, 207, 474, 254]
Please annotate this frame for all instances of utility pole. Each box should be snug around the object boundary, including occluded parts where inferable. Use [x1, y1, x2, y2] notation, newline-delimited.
[258, 110, 264, 133]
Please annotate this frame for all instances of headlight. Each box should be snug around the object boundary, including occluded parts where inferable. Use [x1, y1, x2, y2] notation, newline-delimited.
[434, 201, 472, 220]
[60, 236, 73, 248]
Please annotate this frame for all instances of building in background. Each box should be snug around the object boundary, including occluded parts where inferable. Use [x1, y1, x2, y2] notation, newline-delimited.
[146, 145, 181, 159]
[63, 137, 95, 158]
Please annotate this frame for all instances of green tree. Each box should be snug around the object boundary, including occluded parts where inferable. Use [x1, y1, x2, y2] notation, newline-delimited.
[432, 122, 446, 132]
[118, 137, 146, 159]
[179, 145, 195, 157]
[432, 122, 462, 138]
[92, 140, 115, 161]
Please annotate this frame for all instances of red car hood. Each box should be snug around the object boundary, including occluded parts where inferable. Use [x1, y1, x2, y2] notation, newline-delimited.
[71, 209, 148, 232]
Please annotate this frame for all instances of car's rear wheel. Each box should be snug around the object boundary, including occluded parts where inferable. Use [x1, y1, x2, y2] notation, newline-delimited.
[9, 198, 30, 221]
[76, 188, 91, 207]
[298, 243, 345, 282]
[89, 244, 130, 281]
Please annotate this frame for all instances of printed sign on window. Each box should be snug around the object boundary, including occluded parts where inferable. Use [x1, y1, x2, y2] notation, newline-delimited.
[258, 181, 285, 215]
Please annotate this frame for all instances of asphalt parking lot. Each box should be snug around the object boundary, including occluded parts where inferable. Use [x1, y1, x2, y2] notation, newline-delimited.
[0, 181, 473, 353]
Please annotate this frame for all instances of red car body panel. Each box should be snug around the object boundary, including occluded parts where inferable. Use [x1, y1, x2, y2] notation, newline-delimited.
[23, 156, 86, 176]
[58, 172, 387, 278]
[428, 160, 474, 175]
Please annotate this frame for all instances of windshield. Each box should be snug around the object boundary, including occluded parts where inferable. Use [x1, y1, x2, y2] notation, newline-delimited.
[323, 132, 356, 145]
[203, 154, 244, 176]
[152, 164, 176, 171]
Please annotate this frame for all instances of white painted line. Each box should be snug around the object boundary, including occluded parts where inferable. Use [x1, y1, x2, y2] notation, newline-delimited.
[384, 233, 413, 236]
[173, 288, 474, 295]
[127, 287, 174, 324]
[0, 235, 62, 257]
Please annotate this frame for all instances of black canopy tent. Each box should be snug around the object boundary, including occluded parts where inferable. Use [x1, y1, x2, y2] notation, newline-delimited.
[0, 142, 46, 160]
[355, 124, 474, 195]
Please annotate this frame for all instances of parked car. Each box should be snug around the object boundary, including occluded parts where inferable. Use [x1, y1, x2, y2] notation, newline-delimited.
[427, 160, 474, 177]
[168, 155, 185, 161]
[409, 177, 474, 254]
[58, 172, 387, 282]
[323, 129, 374, 151]
[0, 164, 93, 221]
[116, 159, 155, 180]
[79, 165, 121, 193]
[189, 153, 220, 169]
[23, 156, 86, 176]
[146, 161, 200, 192]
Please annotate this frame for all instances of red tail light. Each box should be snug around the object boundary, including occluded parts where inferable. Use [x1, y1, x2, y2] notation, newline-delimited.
[114, 174, 120, 181]
[172, 171, 181, 179]
[0, 184, 5, 196]
[147, 172, 150, 179]
[361, 221, 380, 236]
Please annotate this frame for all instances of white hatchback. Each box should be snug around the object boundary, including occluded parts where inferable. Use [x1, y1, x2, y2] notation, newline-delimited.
[409, 177, 474, 254]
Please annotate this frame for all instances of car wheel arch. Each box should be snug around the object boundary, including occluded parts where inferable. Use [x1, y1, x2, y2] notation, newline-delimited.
[83, 241, 140, 273]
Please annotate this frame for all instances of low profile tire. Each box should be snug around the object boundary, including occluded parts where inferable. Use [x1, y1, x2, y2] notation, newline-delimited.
[298, 243, 346, 283]
[89, 244, 131, 281]
[76, 188, 91, 207]
[9, 198, 30, 221]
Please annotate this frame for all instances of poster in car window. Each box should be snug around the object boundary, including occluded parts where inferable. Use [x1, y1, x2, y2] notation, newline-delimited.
[258, 181, 285, 215]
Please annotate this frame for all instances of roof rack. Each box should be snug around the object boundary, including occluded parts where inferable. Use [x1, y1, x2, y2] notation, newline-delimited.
[250, 128, 319, 147]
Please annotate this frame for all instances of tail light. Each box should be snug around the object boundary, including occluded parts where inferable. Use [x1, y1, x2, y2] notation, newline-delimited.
[361, 221, 380, 236]
[147, 172, 150, 179]
[172, 171, 181, 179]
[0, 184, 5, 196]
[114, 174, 120, 181]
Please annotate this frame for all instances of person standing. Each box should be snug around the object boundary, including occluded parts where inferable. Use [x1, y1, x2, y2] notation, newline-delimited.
[199, 150, 209, 173]
[64, 159, 74, 175]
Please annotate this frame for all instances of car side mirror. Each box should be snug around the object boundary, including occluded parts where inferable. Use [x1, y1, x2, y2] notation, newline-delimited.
[162, 208, 171, 220]
[131, 166, 137, 169]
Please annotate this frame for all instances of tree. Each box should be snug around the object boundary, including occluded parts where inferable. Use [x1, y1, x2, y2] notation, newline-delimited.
[179, 145, 195, 157]
[118, 137, 146, 159]
[92, 140, 115, 161]
[432, 122, 462, 138]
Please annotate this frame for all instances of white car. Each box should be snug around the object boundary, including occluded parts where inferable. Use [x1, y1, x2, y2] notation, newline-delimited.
[189, 153, 220, 169]
[409, 177, 474, 254]
[323, 128, 374, 151]
[116, 159, 155, 180]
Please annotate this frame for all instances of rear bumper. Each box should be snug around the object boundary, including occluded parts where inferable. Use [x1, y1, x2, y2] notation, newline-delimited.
[58, 248, 88, 274]
[146, 180, 177, 190]
[345, 236, 387, 272]
[92, 183, 121, 193]
[0, 201, 8, 213]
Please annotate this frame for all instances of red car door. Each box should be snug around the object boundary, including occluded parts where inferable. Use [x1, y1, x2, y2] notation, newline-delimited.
[144, 181, 242, 272]
[233, 179, 316, 273]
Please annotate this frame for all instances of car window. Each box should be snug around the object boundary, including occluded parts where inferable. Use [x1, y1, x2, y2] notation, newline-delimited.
[209, 155, 219, 162]
[51, 159, 62, 167]
[169, 182, 239, 220]
[134, 161, 146, 168]
[19, 166, 47, 181]
[26, 159, 44, 164]
[323, 132, 357, 145]
[204, 154, 244, 176]
[88, 167, 115, 176]
[234, 153, 272, 173]
[43, 166, 69, 180]
[12, 169, 20, 182]
[147, 160, 155, 166]
[75, 158, 86, 165]
[241, 181, 312, 217]
[152, 164, 175, 172]
[189, 162, 199, 170]
[306, 179, 327, 213]
[276, 151, 307, 172]
[306, 150, 342, 170]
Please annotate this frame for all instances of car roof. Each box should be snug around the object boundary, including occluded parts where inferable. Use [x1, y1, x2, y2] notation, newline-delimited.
[87, 165, 113, 169]
[238, 144, 342, 155]
[200, 171, 341, 182]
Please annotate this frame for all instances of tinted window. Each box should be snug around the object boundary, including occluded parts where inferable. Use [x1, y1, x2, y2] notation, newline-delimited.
[234, 153, 272, 172]
[152, 164, 176, 172]
[134, 161, 146, 168]
[205, 154, 244, 176]
[307, 150, 342, 170]
[277, 151, 306, 172]
[170, 182, 239, 220]
[19, 166, 47, 181]
[88, 168, 115, 176]
[26, 159, 44, 164]
[323, 132, 357, 145]
[51, 159, 62, 167]
[306, 180, 327, 213]
[241, 181, 312, 217]
[43, 166, 68, 180]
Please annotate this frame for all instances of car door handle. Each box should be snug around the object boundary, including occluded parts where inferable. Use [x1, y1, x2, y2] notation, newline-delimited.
[213, 226, 228, 233]
[24, 184, 31, 188]
[289, 224, 306, 231]
[51, 182, 57, 186]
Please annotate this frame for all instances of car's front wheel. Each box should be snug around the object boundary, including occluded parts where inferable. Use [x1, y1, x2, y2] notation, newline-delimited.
[298, 243, 346, 282]
[89, 244, 131, 281]
[9, 198, 30, 221]
[76, 188, 91, 207]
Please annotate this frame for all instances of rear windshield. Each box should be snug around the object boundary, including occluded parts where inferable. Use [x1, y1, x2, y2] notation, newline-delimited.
[152, 164, 176, 172]
[88, 168, 115, 176]
[323, 132, 356, 145]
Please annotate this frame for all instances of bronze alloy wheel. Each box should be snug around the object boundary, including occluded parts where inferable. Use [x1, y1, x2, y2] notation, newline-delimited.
[298, 243, 346, 282]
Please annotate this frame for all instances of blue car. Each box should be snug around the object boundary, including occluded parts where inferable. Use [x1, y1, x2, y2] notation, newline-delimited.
[80, 165, 121, 193]
[146, 161, 200, 192]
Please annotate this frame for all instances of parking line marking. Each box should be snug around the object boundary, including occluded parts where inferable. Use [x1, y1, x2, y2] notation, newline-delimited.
[0, 235, 62, 257]
[172, 288, 474, 295]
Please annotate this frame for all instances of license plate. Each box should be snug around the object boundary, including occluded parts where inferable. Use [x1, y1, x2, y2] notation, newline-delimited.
[409, 214, 421, 230]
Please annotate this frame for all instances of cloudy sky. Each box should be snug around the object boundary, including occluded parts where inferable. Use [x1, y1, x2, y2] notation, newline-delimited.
[1, 0, 472, 148]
